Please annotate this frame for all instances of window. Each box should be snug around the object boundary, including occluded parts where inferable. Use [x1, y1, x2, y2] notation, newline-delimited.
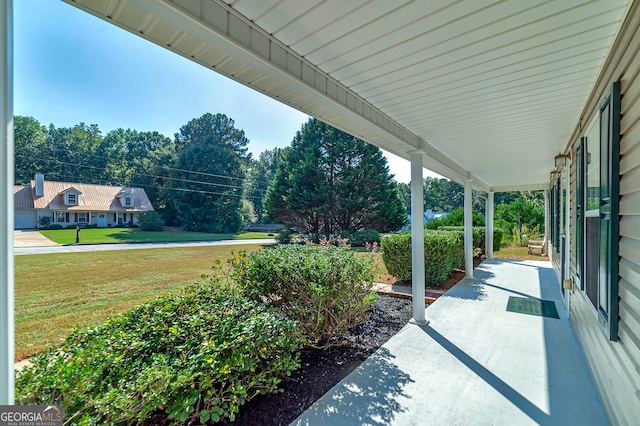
[124, 196, 132, 207]
[56, 212, 66, 223]
[67, 193, 77, 205]
[578, 82, 620, 341]
[78, 213, 87, 223]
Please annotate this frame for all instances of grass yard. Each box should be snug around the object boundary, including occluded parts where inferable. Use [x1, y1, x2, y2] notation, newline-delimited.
[39, 227, 275, 245]
[14, 244, 268, 360]
[494, 244, 550, 261]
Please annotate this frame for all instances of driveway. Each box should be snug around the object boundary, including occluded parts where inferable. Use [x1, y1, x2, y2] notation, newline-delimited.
[13, 230, 61, 248]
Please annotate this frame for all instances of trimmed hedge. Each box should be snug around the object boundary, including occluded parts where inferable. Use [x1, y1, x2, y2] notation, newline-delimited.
[348, 229, 381, 247]
[437, 226, 503, 253]
[46, 224, 63, 230]
[232, 244, 378, 349]
[380, 231, 464, 285]
[15, 281, 300, 425]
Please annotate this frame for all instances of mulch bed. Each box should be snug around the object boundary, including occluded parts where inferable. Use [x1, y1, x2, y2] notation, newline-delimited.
[221, 295, 413, 426]
[146, 260, 478, 425]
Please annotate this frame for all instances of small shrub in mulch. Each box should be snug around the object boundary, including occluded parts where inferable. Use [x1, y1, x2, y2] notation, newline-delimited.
[232, 244, 379, 349]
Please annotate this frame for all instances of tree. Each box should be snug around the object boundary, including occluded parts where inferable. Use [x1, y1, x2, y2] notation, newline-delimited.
[243, 148, 282, 223]
[100, 129, 176, 217]
[264, 118, 406, 233]
[169, 113, 250, 233]
[14, 116, 48, 185]
[495, 195, 544, 245]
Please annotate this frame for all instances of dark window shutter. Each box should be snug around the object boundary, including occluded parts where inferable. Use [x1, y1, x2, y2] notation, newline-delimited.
[576, 137, 585, 286]
[114, 213, 117, 222]
[553, 180, 561, 252]
[598, 81, 620, 341]
[74, 213, 78, 222]
[65, 212, 69, 222]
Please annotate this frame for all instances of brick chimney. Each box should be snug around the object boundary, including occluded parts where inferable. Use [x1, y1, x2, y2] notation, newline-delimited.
[35, 173, 44, 197]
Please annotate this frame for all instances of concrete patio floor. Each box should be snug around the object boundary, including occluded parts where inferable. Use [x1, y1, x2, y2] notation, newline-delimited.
[292, 259, 607, 426]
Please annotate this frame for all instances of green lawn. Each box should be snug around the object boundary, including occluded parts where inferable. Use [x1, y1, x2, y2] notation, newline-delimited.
[14, 244, 270, 361]
[39, 227, 275, 245]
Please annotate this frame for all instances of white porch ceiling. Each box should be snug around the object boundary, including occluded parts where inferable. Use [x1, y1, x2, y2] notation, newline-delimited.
[64, 0, 632, 191]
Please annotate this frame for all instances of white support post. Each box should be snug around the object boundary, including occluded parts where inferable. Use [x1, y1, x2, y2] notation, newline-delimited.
[487, 191, 494, 260]
[464, 179, 474, 278]
[0, 0, 14, 405]
[409, 151, 426, 325]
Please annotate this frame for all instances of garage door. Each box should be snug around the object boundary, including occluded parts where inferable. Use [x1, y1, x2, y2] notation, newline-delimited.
[14, 210, 36, 229]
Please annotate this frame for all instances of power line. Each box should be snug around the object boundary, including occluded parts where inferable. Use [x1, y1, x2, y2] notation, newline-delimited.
[16, 155, 268, 195]
[37, 145, 273, 186]
[16, 155, 266, 199]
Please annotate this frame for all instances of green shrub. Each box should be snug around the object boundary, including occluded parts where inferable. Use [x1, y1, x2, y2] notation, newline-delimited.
[47, 224, 63, 230]
[39, 216, 51, 228]
[348, 229, 381, 246]
[275, 228, 292, 244]
[85, 223, 98, 229]
[425, 207, 485, 230]
[379, 233, 412, 281]
[380, 231, 464, 285]
[437, 226, 503, 253]
[138, 211, 164, 231]
[15, 281, 300, 425]
[64, 224, 76, 229]
[232, 244, 378, 349]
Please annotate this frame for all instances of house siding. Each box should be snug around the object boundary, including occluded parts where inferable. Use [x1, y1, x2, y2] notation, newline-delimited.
[564, 2, 640, 424]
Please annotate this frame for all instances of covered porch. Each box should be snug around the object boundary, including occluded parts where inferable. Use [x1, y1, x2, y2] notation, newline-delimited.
[293, 259, 605, 425]
[2, 0, 637, 418]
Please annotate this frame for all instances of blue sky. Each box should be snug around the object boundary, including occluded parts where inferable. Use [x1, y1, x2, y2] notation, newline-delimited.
[13, 0, 437, 183]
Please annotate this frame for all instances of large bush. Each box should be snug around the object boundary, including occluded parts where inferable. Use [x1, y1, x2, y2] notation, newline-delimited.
[232, 244, 378, 349]
[138, 211, 164, 231]
[380, 231, 464, 285]
[437, 226, 503, 253]
[15, 281, 300, 425]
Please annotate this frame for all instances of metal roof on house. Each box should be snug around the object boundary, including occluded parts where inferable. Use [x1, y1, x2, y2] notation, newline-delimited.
[29, 180, 154, 212]
[13, 186, 34, 209]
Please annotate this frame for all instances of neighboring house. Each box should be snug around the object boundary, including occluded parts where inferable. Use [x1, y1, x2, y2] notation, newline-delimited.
[13, 173, 154, 229]
[401, 209, 451, 232]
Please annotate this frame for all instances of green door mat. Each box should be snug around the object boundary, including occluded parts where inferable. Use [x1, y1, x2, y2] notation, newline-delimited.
[506, 296, 560, 319]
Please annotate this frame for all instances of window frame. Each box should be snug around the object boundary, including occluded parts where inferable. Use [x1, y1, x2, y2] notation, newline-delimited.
[66, 193, 77, 205]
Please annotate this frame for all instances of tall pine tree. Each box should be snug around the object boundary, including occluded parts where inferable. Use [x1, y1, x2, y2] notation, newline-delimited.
[264, 118, 406, 233]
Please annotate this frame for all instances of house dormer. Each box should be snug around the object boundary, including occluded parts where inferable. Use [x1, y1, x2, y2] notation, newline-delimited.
[60, 187, 81, 206]
[116, 190, 136, 208]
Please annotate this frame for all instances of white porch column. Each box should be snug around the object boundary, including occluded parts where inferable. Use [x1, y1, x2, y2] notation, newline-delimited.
[0, 0, 13, 404]
[464, 179, 474, 278]
[487, 191, 494, 260]
[409, 151, 426, 325]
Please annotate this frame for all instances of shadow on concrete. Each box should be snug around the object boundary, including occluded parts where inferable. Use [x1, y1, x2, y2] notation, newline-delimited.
[418, 325, 552, 424]
[292, 347, 414, 426]
[441, 266, 494, 301]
